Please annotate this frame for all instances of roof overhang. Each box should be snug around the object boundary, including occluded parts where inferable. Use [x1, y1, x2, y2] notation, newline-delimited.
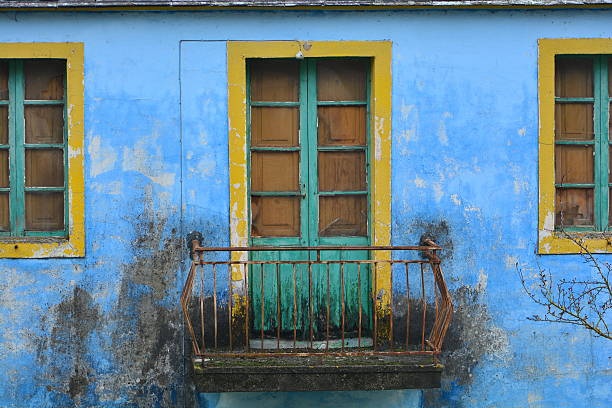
[1, 1, 612, 12]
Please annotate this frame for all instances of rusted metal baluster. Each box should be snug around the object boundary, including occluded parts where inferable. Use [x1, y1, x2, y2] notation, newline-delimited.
[309, 255, 315, 350]
[434, 262, 439, 341]
[326, 262, 330, 353]
[390, 260, 394, 348]
[200, 262, 205, 353]
[245, 263, 250, 351]
[229, 264, 233, 351]
[292, 263, 297, 350]
[260, 263, 264, 350]
[340, 262, 345, 351]
[358, 263, 362, 348]
[213, 263, 218, 350]
[420, 263, 426, 352]
[373, 261, 378, 350]
[405, 263, 410, 350]
[276, 263, 281, 350]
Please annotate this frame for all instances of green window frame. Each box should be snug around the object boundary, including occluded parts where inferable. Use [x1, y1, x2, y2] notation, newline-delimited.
[0, 60, 68, 238]
[246, 58, 371, 247]
[554, 55, 611, 232]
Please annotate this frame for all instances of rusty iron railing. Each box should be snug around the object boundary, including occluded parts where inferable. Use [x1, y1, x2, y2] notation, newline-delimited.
[181, 239, 452, 358]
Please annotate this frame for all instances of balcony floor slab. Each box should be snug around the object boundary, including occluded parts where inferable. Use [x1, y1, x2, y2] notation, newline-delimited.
[193, 354, 442, 392]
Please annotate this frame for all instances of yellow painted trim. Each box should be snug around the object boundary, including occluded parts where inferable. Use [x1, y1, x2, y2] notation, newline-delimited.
[538, 38, 612, 254]
[0, 43, 85, 258]
[227, 40, 393, 316]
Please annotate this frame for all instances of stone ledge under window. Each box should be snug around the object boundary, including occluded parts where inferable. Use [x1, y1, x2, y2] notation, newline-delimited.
[193, 354, 442, 392]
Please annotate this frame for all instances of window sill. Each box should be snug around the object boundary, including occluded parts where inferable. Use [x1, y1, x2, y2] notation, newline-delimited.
[538, 229, 612, 254]
[0, 236, 83, 258]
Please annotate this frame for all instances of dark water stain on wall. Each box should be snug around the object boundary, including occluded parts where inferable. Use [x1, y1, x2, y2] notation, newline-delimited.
[410, 219, 454, 261]
[35, 286, 101, 406]
[105, 196, 187, 407]
[34, 188, 197, 407]
[422, 284, 509, 407]
[399, 219, 509, 407]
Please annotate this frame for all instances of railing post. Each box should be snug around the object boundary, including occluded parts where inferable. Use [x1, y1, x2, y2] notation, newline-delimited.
[186, 230, 203, 259]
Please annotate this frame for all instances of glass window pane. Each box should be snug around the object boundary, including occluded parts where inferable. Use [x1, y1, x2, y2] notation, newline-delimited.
[319, 151, 366, 192]
[0, 106, 7, 145]
[555, 103, 593, 140]
[555, 145, 593, 184]
[251, 151, 299, 192]
[319, 195, 367, 237]
[251, 107, 299, 147]
[25, 105, 64, 144]
[555, 58, 593, 98]
[0, 192, 8, 231]
[25, 149, 64, 187]
[24, 60, 65, 100]
[251, 196, 299, 237]
[0, 61, 7, 100]
[555, 188, 594, 227]
[250, 59, 299, 102]
[318, 106, 366, 147]
[317, 59, 367, 101]
[25, 192, 64, 231]
[0, 149, 8, 188]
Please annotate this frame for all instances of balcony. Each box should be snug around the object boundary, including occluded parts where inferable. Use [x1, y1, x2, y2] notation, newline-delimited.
[181, 238, 453, 392]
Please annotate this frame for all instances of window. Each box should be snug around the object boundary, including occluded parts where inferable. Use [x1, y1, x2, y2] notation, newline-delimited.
[539, 39, 612, 253]
[248, 58, 370, 245]
[0, 44, 84, 258]
[1, 60, 68, 237]
[227, 41, 391, 250]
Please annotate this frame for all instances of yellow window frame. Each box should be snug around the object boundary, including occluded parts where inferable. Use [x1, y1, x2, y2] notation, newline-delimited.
[539, 38, 612, 254]
[0, 43, 84, 258]
[226, 40, 392, 315]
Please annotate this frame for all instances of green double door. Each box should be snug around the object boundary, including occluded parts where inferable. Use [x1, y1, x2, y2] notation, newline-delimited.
[247, 58, 372, 341]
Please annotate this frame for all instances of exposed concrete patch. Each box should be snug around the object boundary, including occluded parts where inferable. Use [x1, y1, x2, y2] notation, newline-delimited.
[88, 134, 117, 178]
[122, 131, 176, 187]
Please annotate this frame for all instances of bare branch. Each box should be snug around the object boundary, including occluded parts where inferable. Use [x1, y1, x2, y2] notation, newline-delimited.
[517, 230, 611, 341]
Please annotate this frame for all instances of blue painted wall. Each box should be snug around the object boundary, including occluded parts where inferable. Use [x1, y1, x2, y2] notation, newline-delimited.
[0, 9, 610, 408]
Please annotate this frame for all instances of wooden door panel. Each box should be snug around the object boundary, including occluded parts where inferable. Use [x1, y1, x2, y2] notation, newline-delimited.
[317, 106, 366, 146]
[318, 151, 366, 191]
[250, 59, 299, 102]
[251, 196, 300, 238]
[251, 151, 299, 192]
[319, 195, 367, 237]
[251, 106, 299, 147]
[317, 59, 367, 101]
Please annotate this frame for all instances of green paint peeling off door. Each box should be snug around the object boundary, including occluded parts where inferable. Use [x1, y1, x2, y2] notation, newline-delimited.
[247, 58, 372, 342]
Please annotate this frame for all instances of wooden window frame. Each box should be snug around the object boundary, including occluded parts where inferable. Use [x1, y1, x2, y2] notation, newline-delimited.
[1, 60, 69, 238]
[539, 39, 612, 254]
[0, 43, 84, 258]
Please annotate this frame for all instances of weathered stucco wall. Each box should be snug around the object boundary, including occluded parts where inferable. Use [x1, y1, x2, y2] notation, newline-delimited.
[0, 8, 610, 408]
